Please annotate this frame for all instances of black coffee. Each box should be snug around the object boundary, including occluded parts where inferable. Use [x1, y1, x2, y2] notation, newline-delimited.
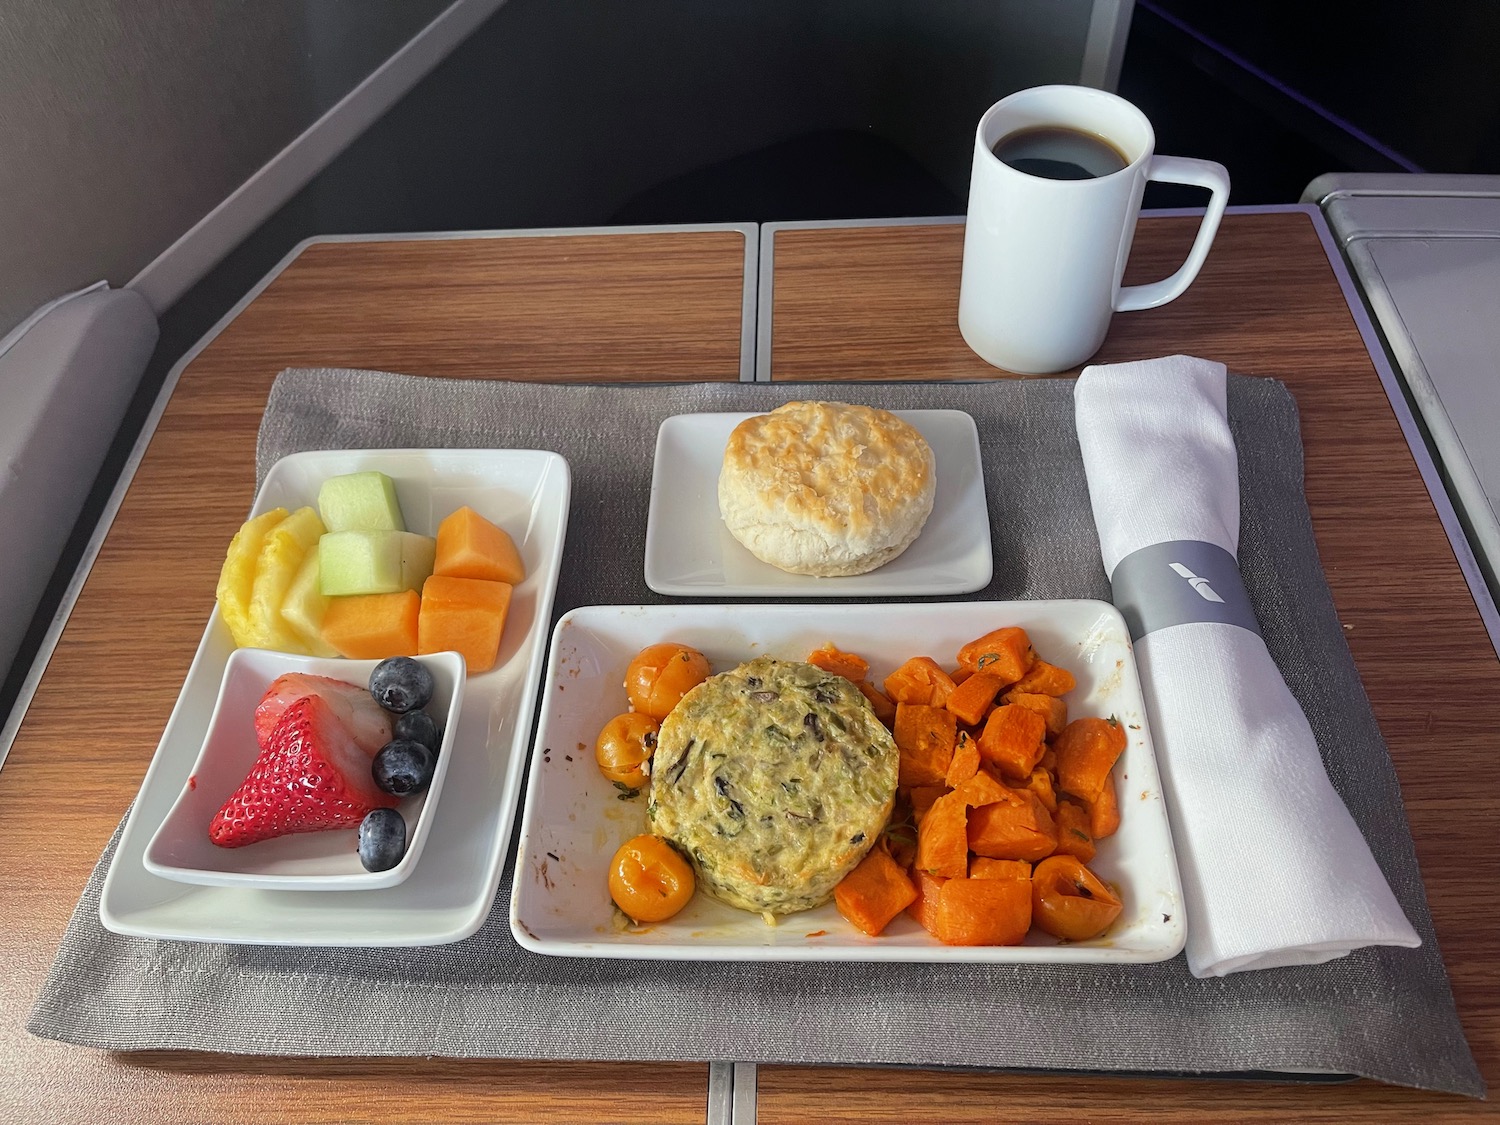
[991, 125, 1129, 181]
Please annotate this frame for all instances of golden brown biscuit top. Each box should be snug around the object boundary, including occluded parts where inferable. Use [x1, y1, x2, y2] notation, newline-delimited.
[721, 400, 933, 542]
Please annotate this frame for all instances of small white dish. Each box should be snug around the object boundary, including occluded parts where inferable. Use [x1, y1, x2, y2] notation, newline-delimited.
[100, 448, 570, 946]
[511, 600, 1185, 963]
[644, 409, 992, 596]
[143, 649, 464, 891]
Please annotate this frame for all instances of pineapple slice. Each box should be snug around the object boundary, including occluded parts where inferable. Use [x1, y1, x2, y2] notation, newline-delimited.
[215, 508, 290, 646]
[245, 507, 327, 652]
[279, 542, 340, 657]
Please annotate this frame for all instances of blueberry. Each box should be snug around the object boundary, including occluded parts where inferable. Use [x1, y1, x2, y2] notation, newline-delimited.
[369, 656, 435, 713]
[372, 739, 436, 796]
[358, 807, 407, 872]
[393, 708, 440, 755]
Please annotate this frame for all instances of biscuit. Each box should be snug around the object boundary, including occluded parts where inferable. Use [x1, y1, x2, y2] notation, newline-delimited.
[717, 400, 936, 576]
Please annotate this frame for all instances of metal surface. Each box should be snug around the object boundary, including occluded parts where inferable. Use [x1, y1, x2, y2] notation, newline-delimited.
[1306, 173, 1500, 642]
[707, 1062, 734, 1125]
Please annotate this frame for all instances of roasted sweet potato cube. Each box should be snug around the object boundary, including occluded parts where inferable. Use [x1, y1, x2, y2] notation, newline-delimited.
[1053, 799, 1097, 863]
[895, 703, 958, 787]
[1021, 765, 1058, 814]
[1084, 768, 1121, 838]
[1054, 716, 1127, 802]
[884, 829, 918, 874]
[1007, 659, 1077, 697]
[906, 868, 949, 936]
[807, 643, 870, 683]
[945, 670, 1005, 726]
[1003, 691, 1068, 737]
[950, 666, 974, 686]
[884, 657, 957, 706]
[968, 790, 1058, 862]
[856, 679, 897, 726]
[834, 845, 918, 936]
[969, 857, 1032, 881]
[915, 790, 969, 878]
[944, 729, 981, 788]
[907, 784, 948, 826]
[977, 704, 1047, 779]
[955, 626, 1036, 683]
[955, 768, 1011, 809]
[934, 876, 1032, 946]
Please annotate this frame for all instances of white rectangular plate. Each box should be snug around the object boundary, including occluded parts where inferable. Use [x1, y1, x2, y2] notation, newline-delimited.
[511, 601, 1185, 963]
[644, 410, 992, 596]
[141, 649, 465, 891]
[100, 448, 570, 946]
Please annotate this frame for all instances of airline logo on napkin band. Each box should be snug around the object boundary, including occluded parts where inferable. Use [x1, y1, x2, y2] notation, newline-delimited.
[1111, 540, 1261, 641]
[1167, 562, 1225, 603]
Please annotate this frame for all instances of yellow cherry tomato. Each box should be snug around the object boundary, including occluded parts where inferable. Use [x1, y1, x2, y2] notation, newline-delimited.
[1030, 854, 1123, 941]
[624, 643, 711, 720]
[594, 712, 660, 789]
[608, 834, 695, 923]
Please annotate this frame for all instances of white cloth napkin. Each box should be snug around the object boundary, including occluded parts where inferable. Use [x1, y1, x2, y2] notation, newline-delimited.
[1074, 355, 1421, 977]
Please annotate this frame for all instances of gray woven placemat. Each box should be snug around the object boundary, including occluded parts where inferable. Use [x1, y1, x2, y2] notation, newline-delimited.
[29, 369, 1482, 1096]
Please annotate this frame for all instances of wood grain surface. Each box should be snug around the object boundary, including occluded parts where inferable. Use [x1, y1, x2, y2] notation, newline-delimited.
[0, 229, 746, 1125]
[4, 214, 1497, 1123]
[760, 212, 1500, 1120]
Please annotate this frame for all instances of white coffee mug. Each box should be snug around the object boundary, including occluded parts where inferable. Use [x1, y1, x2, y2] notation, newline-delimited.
[957, 85, 1230, 374]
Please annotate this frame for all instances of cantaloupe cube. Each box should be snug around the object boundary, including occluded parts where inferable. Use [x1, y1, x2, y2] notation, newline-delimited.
[417, 574, 512, 673]
[433, 506, 525, 585]
[321, 590, 420, 659]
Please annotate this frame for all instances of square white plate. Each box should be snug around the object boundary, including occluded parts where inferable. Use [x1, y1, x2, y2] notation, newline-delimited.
[511, 600, 1185, 963]
[142, 649, 465, 891]
[644, 410, 992, 596]
[100, 448, 570, 946]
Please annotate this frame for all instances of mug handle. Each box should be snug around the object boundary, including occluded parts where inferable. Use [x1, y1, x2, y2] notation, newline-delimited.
[1115, 156, 1231, 312]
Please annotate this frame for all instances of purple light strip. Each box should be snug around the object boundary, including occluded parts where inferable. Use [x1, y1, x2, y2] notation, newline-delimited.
[1137, 0, 1425, 173]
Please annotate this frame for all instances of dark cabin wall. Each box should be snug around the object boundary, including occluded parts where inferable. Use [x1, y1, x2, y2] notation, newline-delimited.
[1124, 0, 1500, 204]
[1143, 0, 1500, 174]
[0, 0, 452, 336]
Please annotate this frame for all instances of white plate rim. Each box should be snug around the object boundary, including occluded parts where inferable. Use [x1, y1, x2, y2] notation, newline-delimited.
[99, 447, 571, 946]
[510, 599, 1186, 963]
[644, 409, 993, 597]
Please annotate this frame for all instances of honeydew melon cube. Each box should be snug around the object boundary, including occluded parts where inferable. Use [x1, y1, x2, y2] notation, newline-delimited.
[317, 471, 406, 533]
[318, 530, 436, 596]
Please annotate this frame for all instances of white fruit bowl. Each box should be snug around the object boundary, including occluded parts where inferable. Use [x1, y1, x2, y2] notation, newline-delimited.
[144, 648, 466, 891]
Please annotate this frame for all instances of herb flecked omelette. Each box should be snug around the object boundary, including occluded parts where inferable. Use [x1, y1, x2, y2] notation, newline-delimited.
[647, 656, 899, 918]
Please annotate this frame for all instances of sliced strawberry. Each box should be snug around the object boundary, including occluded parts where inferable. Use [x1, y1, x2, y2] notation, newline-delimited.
[211, 694, 398, 848]
[253, 672, 393, 758]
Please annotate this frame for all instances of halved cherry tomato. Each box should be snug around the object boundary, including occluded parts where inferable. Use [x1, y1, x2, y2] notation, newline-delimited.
[608, 834, 695, 922]
[1030, 854, 1123, 941]
[624, 643, 710, 720]
[594, 712, 660, 788]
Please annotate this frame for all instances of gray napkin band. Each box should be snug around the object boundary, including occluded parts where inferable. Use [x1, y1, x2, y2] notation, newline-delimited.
[1111, 540, 1262, 641]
